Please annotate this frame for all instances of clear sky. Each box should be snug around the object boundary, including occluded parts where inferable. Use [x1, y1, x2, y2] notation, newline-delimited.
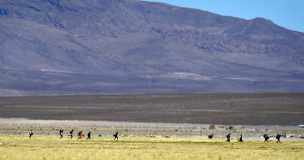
[141, 0, 304, 33]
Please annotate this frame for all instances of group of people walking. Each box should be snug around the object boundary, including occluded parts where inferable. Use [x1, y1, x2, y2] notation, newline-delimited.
[29, 129, 119, 140]
[225, 133, 242, 143]
[225, 133, 281, 143]
[29, 129, 282, 143]
[29, 129, 94, 140]
[61, 129, 92, 140]
[263, 133, 281, 143]
[65, 129, 116, 140]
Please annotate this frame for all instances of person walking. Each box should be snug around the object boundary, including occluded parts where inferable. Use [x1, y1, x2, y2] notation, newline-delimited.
[78, 131, 83, 139]
[59, 129, 64, 139]
[226, 134, 231, 143]
[238, 134, 243, 142]
[86, 131, 91, 140]
[276, 134, 281, 143]
[29, 130, 33, 139]
[264, 133, 269, 142]
[113, 132, 118, 141]
[70, 129, 74, 139]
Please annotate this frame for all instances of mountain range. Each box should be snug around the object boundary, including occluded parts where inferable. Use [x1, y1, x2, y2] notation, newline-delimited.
[0, 0, 304, 96]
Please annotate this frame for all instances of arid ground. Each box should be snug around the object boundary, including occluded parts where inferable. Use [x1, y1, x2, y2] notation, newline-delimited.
[1, 93, 303, 159]
[1, 93, 304, 125]
[0, 135, 303, 160]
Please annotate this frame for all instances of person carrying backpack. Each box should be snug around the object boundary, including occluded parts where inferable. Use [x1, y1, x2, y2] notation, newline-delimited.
[113, 132, 118, 141]
[226, 134, 231, 143]
[86, 131, 91, 140]
[238, 134, 243, 142]
[264, 133, 269, 142]
[78, 131, 83, 139]
[59, 129, 64, 139]
[276, 134, 281, 143]
[70, 129, 74, 139]
[29, 130, 33, 139]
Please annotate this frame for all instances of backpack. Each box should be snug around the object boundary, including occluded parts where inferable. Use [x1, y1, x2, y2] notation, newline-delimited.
[70, 131, 73, 134]
[264, 134, 267, 138]
[78, 132, 81, 136]
[276, 134, 280, 139]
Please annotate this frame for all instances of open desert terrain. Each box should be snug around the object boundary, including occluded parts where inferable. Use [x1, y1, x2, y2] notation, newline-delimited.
[0, 135, 303, 160]
[1, 93, 304, 125]
[1, 93, 304, 159]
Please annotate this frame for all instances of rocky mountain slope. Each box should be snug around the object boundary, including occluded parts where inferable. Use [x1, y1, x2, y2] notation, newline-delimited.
[0, 0, 304, 96]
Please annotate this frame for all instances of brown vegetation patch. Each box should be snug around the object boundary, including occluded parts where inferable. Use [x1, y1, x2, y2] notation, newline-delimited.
[0, 93, 304, 125]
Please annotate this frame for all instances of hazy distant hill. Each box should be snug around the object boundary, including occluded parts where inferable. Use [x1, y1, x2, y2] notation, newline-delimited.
[0, 0, 304, 96]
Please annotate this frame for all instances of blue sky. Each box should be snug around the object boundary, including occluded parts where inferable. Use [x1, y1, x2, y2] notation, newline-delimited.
[142, 0, 304, 33]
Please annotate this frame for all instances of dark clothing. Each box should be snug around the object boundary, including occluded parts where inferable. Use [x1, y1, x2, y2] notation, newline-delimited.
[86, 132, 91, 140]
[59, 129, 64, 139]
[265, 137, 269, 142]
[264, 134, 269, 142]
[276, 134, 281, 143]
[238, 134, 243, 142]
[70, 130, 74, 139]
[226, 134, 230, 143]
[114, 132, 118, 141]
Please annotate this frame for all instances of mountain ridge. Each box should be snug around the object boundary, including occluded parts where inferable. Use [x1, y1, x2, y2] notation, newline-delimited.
[0, 0, 304, 96]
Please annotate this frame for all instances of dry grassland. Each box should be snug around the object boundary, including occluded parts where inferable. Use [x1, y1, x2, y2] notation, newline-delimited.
[1, 93, 304, 125]
[0, 135, 303, 160]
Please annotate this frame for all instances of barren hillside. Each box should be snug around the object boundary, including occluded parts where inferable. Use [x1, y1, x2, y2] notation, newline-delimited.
[0, 0, 304, 95]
